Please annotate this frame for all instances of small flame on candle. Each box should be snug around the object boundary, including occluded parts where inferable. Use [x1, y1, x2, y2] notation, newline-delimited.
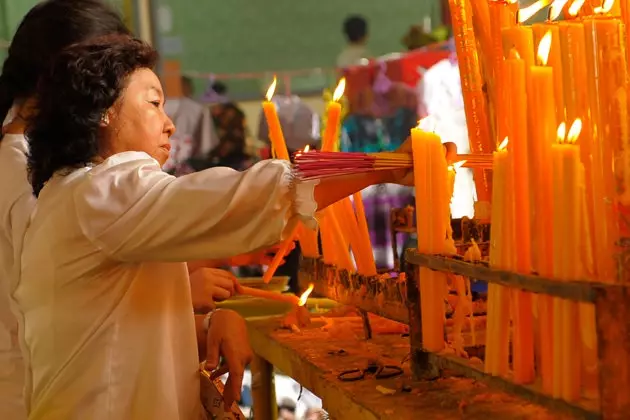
[594, 0, 614, 14]
[333, 78, 346, 102]
[568, 0, 586, 16]
[537, 31, 552, 66]
[567, 118, 582, 144]
[549, 0, 569, 20]
[265, 77, 277, 101]
[498, 137, 509, 151]
[303, 145, 310, 153]
[557, 122, 567, 143]
[298, 283, 314, 306]
[518, 0, 552, 23]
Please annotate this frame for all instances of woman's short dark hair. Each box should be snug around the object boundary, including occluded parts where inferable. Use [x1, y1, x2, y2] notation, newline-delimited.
[0, 0, 130, 123]
[27, 35, 158, 196]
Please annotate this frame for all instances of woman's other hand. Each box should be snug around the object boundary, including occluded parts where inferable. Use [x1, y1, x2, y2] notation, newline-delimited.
[205, 309, 253, 409]
[189, 268, 236, 312]
[389, 138, 458, 186]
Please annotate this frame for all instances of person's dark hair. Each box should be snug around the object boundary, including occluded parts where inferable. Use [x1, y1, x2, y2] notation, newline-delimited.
[0, 0, 130, 124]
[27, 35, 158, 196]
[343, 15, 368, 43]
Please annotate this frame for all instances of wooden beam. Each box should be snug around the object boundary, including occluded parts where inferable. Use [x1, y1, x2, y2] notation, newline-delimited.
[250, 354, 277, 420]
[405, 250, 600, 303]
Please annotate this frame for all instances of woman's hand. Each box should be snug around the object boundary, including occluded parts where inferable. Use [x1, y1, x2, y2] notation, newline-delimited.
[389, 138, 458, 186]
[189, 268, 237, 312]
[205, 309, 253, 410]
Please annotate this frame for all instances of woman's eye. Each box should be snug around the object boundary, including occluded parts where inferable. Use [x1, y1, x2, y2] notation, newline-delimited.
[150, 101, 161, 107]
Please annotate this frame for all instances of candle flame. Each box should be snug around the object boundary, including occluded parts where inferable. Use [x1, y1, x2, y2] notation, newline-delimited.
[265, 77, 277, 101]
[418, 115, 437, 132]
[509, 48, 521, 60]
[549, 0, 569, 20]
[567, 118, 582, 144]
[303, 145, 310, 153]
[298, 283, 314, 306]
[594, 0, 614, 13]
[508, 0, 518, 4]
[537, 31, 552, 66]
[557, 122, 567, 143]
[452, 160, 467, 170]
[333, 78, 346, 102]
[518, 0, 552, 23]
[568, 0, 586, 16]
[498, 137, 509, 151]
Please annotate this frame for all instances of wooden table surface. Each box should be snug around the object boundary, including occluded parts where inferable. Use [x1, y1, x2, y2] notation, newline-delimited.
[246, 314, 575, 420]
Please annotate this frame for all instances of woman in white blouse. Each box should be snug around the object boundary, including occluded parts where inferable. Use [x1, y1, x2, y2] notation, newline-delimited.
[15, 35, 443, 420]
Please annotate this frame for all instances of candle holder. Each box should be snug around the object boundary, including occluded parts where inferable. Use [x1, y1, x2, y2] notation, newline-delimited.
[405, 249, 629, 420]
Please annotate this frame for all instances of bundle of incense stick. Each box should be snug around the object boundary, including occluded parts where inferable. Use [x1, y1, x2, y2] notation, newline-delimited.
[294, 151, 492, 180]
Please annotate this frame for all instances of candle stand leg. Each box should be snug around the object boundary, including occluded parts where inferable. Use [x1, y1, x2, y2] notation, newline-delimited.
[594, 285, 630, 419]
[359, 309, 372, 340]
[251, 354, 277, 420]
[408, 265, 440, 380]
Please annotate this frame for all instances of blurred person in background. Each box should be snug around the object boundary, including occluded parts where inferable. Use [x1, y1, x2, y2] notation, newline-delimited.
[277, 398, 297, 420]
[337, 15, 371, 68]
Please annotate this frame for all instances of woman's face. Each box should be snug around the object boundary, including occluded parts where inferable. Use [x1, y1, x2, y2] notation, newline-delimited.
[102, 68, 175, 166]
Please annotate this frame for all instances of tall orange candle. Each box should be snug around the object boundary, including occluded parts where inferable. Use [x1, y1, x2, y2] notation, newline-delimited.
[262, 77, 290, 161]
[321, 78, 346, 152]
[528, 32, 557, 393]
[583, 3, 626, 282]
[532, 18, 565, 123]
[505, 49, 535, 385]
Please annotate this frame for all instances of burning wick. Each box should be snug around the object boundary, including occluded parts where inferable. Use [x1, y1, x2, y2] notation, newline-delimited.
[298, 283, 314, 306]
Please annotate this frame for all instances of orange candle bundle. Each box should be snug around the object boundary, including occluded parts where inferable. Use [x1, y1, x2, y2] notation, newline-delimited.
[351, 193, 377, 276]
[489, 0, 518, 144]
[528, 32, 557, 393]
[505, 49, 535, 385]
[550, 120, 583, 401]
[448, 0, 493, 207]
[583, 3, 627, 282]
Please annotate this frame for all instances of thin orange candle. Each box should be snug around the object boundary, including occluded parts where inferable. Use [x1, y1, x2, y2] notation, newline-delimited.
[529, 33, 557, 393]
[505, 48, 535, 385]
[321, 79, 345, 152]
[262, 77, 290, 161]
[352, 192, 377, 276]
[486, 138, 512, 377]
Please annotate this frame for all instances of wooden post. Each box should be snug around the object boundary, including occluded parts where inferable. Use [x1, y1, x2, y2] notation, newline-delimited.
[408, 264, 440, 380]
[594, 285, 630, 420]
[251, 354, 277, 420]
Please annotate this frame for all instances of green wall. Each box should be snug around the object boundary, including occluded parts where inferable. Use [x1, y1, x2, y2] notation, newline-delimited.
[155, 0, 441, 96]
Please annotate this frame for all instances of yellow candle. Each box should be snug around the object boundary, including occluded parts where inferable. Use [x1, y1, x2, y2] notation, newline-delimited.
[528, 34, 557, 393]
[352, 192, 377, 276]
[412, 123, 449, 352]
[583, 7, 626, 282]
[505, 49, 535, 385]
[551, 120, 583, 401]
[321, 79, 345, 152]
[262, 77, 290, 161]
[532, 25, 565, 123]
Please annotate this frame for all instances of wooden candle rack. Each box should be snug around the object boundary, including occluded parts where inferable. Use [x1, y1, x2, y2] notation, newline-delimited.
[298, 253, 630, 419]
